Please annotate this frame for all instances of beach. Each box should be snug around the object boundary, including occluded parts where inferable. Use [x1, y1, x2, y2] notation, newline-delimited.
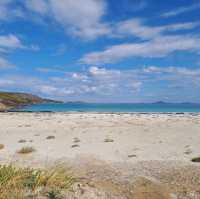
[0, 112, 200, 198]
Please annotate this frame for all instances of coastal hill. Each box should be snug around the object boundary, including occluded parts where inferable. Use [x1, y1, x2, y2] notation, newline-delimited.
[0, 92, 61, 111]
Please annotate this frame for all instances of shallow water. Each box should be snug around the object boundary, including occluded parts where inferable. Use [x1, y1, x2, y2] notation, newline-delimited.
[16, 102, 200, 113]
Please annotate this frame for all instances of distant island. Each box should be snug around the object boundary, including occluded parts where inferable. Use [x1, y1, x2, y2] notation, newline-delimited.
[0, 92, 62, 111]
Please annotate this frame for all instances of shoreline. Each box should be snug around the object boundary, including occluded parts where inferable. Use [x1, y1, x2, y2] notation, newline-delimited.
[3, 110, 200, 114]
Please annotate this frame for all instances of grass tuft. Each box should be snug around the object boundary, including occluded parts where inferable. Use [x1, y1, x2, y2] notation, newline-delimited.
[73, 137, 80, 143]
[17, 146, 35, 154]
[0, 165, 75, 199]
[18, 139, 27, 143]
[104, 138, 114, 143]
[46, 136, 56, 140]
[191, 157, 200, 163]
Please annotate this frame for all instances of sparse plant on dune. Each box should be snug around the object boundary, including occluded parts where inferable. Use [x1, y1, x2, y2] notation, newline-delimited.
[191, 157, 200, 163]
[17, 146, 35, 154]
[46, 136, 56, 140]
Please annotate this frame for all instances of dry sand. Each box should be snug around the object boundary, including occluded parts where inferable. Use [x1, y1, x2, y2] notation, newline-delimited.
[0, 112, 200, 198]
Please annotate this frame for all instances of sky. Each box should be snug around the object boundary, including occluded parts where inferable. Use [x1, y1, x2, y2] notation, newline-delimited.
[0, 0, 200, 103]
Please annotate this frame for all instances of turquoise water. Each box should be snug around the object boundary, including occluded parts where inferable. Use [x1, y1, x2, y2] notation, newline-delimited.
[17, 102, 200, 113]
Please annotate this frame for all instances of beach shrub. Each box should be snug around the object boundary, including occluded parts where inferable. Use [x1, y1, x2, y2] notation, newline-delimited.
[17, 146, 36, 154]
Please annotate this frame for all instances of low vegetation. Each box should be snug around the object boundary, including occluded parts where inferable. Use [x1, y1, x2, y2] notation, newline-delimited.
[46, 136, 56, 140]
[0, 91, 61, 111]
[17, 146, 36, 154]
[71, 144, 80, 148]
[18, 139, 27, 143]
[0, 165, 75, 199]
[0, 144, 4, 150]
[191, 157, 200, 163]
[104, 138, 114, 143]
[73, 137, 80, 143]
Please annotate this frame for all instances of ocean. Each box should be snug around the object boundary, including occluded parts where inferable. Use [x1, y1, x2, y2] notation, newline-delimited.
[16, 102, 200, 113]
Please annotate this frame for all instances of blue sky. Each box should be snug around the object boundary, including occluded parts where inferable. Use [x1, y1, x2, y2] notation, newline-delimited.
[0, 0, 200, 102]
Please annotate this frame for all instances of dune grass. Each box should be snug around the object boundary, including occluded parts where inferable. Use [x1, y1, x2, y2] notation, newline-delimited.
[17, 146, 36, 154]
[0, 165, 75, 199]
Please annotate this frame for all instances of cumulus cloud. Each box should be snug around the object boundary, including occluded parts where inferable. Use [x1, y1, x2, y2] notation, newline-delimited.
[2, 1, 199, 42]
[1, 65, 200, 102]
[24, 0, 110, 40]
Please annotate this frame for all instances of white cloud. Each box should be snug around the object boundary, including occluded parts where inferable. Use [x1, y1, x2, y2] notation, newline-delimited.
[161, 3, 200, 18]
[131, 81, 142, 91]
[0, 57, 15, 69]
[81, 35, 200, 64]
[0, 0, 24, 21]
[89, 66, 120, 78]
[114, 19, 199, 40]
[2, 1, 198, 42]
[25, 0, 49, 15]
[1, 66, 200, 102]
[0, 34, 23, 50]
[0, 0, 12, 20]
[0, 34, 38, 68]
[50, 0, 109, 40]
[24, 0, 110, 40]
[0, 34, 40, 53]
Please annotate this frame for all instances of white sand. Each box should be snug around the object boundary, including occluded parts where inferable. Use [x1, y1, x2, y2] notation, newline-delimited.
[1, 113, 200, 198]
[0, 112, 200, 165]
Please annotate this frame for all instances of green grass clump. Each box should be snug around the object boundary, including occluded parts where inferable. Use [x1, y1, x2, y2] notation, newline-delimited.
[191, 157, 200, 163]
[0, 165, 75, 199]
[17, 146, 36, 154]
